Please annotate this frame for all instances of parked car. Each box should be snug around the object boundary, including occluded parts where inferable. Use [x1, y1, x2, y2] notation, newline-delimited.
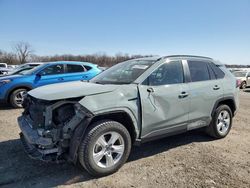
[18, 55, 238, 176]
[4, 62, 43, 76]
[0, 62, 43, 77]
[0, 63, 8, 68]
[7, 65, 18, 69]
[0, 61, 101, 107]
[233, 70, 250, 89]
[0, 63, 10, 75]
[0, 68, 11, 75]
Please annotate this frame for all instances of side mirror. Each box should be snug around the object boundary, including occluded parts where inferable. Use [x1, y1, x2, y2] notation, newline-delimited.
[36, 73, 42, 79]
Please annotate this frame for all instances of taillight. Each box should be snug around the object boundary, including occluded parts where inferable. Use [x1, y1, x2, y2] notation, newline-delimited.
[236, 79, 241, 88]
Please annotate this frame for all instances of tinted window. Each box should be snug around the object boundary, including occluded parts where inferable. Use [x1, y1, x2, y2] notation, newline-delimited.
[207, 63, 216, 80]
[144, 61, 184, 86]
[40, 64, 64, 75]
[67, 64, 85, 73]
[188, 61, 210, 82]
[84, 65, 92, 71]
[209, 63, 225, 79]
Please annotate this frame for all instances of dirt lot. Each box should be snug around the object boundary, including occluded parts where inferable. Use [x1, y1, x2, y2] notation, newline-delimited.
[0, 91, 250, 188]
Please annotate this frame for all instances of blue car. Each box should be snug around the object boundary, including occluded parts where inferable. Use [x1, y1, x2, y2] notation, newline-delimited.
[0, 61, 101, 107]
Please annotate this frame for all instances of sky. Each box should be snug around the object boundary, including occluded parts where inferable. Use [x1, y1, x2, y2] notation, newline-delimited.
[0, 0, 249, 64]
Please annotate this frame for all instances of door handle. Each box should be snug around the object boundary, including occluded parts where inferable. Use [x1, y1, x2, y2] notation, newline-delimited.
[179, 91, 189, 98]
[147, 87, 154, 93]
[213, 85, 220, 90]
[58, 78, 64, 81]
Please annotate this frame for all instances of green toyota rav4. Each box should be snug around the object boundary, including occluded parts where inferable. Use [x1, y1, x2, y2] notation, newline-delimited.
[18, 55, 239, 176]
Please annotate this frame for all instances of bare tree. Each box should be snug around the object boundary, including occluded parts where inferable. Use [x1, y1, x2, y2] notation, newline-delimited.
[13, 42, 34, 64]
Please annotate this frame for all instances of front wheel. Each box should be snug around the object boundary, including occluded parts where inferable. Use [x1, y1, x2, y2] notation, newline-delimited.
[206, 105, 232, 138]
[9, 88, 27, 108]
[78, 120, 132, 177]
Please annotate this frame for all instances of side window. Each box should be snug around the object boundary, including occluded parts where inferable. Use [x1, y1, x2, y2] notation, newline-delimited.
[207, 63, 216, 80]
[209, 63, 225, 79]
[188, 61, 210, 82]
[66, 64, 86, 73]
[143, 61, 184, 86]
[84, 65, 92, 71]
[39, 64, 64, 76]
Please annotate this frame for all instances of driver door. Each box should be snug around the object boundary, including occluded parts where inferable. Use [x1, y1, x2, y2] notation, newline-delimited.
[138, 61, 190, 139]
[34, 64, 65, 87]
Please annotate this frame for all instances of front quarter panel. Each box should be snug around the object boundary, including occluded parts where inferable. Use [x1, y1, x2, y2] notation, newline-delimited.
[0, 76, 35, 101]
[78, 84, 140, 137]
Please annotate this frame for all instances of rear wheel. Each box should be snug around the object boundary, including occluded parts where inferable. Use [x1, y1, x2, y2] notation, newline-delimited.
[78, 120, 131, 177]
[240, 81, 247, 89]
[9, 88, 27, 108]
[206, 105, 232, 138]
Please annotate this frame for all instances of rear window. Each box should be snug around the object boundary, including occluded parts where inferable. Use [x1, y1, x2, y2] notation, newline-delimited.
[84, 65, 92, 71]
[233, 71, 247, 77]
[66, 64, 85, 73]
[188, 61, 210, 82]
[207, 64, 216, 80]
[209, 63, 225, 79]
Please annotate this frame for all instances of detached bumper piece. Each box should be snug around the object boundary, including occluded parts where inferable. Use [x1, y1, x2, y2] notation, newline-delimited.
[18, 117, 61, 162]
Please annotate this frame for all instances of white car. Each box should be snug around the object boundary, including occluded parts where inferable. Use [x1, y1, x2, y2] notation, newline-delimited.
[0, 63, 8, 69]
[233, 71, 250, 89]
[0, 68, 11, 75]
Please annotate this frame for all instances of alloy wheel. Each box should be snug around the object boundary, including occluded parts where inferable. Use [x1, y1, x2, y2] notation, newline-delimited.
[93, 131, 125, 168]
[217, 110, 230, 135]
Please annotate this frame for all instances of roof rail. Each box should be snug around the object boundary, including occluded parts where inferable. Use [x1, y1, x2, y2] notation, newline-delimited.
[164, 55, 213, 60]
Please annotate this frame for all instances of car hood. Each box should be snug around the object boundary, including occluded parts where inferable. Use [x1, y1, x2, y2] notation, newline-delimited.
[28, 81, 118, 101]
[0, 74, 24, 80]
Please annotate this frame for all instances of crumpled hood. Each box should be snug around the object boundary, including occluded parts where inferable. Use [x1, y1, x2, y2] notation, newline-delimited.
[28, 81, 118, 101]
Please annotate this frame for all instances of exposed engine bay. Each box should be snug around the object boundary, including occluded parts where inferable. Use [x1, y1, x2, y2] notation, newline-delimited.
[19, 95, 93, 162]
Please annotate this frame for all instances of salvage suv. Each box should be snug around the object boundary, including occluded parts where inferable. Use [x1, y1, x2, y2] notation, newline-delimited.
[18, 55, 239, 176]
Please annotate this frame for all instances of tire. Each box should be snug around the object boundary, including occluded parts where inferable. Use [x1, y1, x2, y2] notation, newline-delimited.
[240, 81, 247, 89]
[78, 120, 132, 177]
[9, 88, 27, 108]
[206, 105, 232, 139]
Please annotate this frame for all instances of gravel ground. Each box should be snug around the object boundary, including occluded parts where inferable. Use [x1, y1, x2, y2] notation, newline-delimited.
[0, 90, 250, 188]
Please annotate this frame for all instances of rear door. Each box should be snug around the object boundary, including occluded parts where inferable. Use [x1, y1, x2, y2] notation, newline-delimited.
[138, 60, 190, 139]
[185, 60, 224, 128]
[63, 64, 89, 82]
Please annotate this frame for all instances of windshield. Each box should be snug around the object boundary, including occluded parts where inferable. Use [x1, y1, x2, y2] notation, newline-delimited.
[91, 59, 156, 84]
[233, 71, 247, 77]
[21, 64, 46, 75]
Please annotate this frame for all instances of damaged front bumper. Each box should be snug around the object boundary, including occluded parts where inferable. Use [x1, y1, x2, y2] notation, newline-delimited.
[18, 116, 60, 161]
[18, 97, 93, 163]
